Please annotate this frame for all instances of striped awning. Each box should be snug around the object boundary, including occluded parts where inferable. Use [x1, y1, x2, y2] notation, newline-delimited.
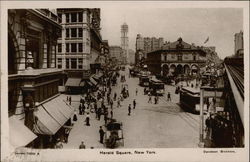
[92, 73, 103, 80]
[9, 116, 37, 148]
[79, 81, 85, 87]
[33, 95, 74, 135]
[90, 77, 97, 85]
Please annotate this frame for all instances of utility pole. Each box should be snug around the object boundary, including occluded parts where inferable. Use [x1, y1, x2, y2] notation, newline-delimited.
[198, 88, 205, 147]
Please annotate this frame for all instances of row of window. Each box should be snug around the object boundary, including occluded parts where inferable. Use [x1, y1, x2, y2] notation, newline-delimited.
[58, 12, 83, 23]
[57, 58, 84, 69]
[162, 54, 197, 61]
[66, 28, 83, 38]
[58, 43, 85, 53]
[35, 81, 59, 102]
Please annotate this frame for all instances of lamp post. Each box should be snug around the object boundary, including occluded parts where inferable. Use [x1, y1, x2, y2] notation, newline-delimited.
[198, 87, 205, 147]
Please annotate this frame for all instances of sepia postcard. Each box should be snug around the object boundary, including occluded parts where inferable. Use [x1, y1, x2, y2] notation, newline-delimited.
[1, 1, 249, 162]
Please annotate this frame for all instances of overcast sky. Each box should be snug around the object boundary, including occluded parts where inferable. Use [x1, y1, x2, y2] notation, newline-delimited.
[100, 7, 243, 59]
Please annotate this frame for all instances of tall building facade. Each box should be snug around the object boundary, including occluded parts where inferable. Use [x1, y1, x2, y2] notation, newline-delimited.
[135, 34, 164, 65]
[8, 9, 67, 149]
[57, 8, 102, 78]
[234, 31, 244, 56]
[121, 23, 129, 63]
[136, 34, 144, 50]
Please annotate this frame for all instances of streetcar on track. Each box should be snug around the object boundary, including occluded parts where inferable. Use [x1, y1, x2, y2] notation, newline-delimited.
[179, 87, 200, 114]
[149, 78, 165, 96]
[139, 75, 150, 87]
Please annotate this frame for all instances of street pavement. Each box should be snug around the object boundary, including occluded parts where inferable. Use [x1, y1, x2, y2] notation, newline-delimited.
[62, 67, 199, 149]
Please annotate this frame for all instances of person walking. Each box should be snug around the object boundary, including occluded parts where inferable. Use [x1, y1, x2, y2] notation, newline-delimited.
[110, 99, 113, 109]
[167, 92, 171, 101]
[82, 104, 86, 115]
[117, 98, 121, 108]
[69, 96, 72, 105]
[85, 113, 90, 126]
[73, 111, 77, 122]
[128, 104, 131, 116]
[154, 96, 157, 104]
[99, 126, 105, 144]
[113, 92, 116, 101]
[110, 110, 113, 119]
[79, 141, 86, 149]
[148, 95, 152, 103]
[133, 99, 136, 109]
[104, 113, 108, 125]
[97, 107, 102, 120]
[64, 128, 70, 143]
[135, 88, 138, 96]
[79, 104, 82, 115]
[94, 102, 98, 119]
[126, 89, 129, 97]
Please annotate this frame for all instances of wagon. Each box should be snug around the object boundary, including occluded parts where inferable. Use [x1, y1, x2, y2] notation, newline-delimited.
[103, 120, 124, 148]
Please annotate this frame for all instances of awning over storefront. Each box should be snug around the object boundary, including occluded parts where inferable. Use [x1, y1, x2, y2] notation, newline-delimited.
[87, 81, 93, 86]
[9, 116, 37, 148]
[92, 73, 103, 80]
[79, 81, 85, 87]
[65, 78, 82, 87]
[90, 77, 97, 85]
[33, 95, 74, 135]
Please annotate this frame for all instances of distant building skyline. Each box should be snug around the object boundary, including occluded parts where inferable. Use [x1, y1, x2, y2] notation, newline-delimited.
[100, 7, 244, 59]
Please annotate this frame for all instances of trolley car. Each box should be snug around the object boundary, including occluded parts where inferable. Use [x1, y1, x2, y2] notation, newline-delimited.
[149, 78, 165, 96]
[179, 87, 200, 113]
[139, 75, 150, 87]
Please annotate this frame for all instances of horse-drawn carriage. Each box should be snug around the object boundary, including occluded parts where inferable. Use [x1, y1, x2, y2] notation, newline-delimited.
[104, 119, 124, 148]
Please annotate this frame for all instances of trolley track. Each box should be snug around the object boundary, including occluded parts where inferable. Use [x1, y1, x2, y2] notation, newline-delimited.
[158, 95, 199, 132]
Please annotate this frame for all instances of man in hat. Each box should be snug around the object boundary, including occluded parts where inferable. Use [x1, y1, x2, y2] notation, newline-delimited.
[79, 141, 86, 149]
[133, 99, 136, 109]
[128, 104, 131, 116]
[99, 126, 105, 144]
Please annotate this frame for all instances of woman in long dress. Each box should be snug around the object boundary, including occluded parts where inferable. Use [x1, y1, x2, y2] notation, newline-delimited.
[73, 111, 77, 122]
[85, 113, 90, 126]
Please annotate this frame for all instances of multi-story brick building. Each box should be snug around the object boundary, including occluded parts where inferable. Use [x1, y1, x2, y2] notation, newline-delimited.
[234, 30, 244, 56]
[135, 35, 164, 65]
[56, 8, 102, 79]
